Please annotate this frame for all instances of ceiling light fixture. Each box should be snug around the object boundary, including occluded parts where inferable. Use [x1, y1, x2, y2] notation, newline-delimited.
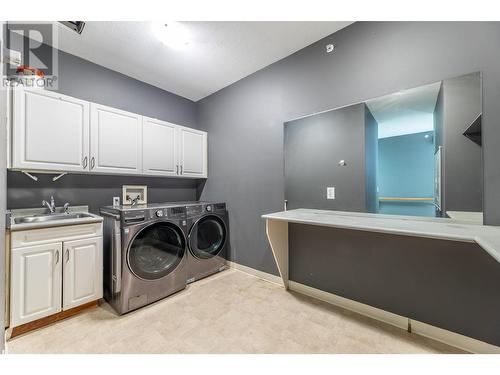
[152, 22, 191, 49]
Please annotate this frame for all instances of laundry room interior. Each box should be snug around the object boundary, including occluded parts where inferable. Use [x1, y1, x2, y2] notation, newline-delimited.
[2, 4, 500, 370]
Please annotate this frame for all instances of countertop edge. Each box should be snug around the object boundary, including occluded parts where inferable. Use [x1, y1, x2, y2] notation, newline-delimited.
[9, 215, 103, 232]
[262, 209, 500, 264]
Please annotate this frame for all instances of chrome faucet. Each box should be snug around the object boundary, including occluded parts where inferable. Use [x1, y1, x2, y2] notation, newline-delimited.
[42, 196, 56, 213]
[131, 195, 141, 206]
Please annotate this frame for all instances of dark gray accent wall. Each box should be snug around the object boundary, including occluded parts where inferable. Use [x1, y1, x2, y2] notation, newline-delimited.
[284, 103, 367, 212]
[7, 172, 199, 214]
[7, 35, 202, 212]
[364, 106, 378, 214]
[198, 22, 500, 276]
[441, 72, 482, 213]
[289, 223, 500, 346]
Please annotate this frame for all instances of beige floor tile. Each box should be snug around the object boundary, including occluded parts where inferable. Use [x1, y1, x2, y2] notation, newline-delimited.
[6, 269, 465, 354]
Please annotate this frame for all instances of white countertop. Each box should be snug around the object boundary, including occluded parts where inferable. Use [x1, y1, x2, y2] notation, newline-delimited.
[446, 210, 483, 224]
[262, 209, 500, 264]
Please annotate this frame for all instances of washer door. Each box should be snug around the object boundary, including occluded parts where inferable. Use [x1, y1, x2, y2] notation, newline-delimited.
[189, 215, 227, 259]
[128, 222, 186, 280]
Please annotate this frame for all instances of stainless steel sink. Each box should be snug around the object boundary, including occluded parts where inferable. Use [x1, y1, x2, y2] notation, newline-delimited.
[13, 212, 94, 224]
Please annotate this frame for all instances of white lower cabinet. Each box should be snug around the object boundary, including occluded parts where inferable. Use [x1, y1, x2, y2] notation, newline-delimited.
[11, 243, 63, 327]
[63, 237, 103, 310]
[10, 228, 103, 328]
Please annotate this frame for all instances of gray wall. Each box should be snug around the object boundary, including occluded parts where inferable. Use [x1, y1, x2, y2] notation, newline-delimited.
[364, 106, 378, 213]
[7, 35, 202, 212]
[0, 22, 6, 352]
[198, 22, 500, 276]
[284, 103, 367, 212]
[441, 72, 483, 213]
[289, 223, 500, 346]
[7, 172, 200, 214]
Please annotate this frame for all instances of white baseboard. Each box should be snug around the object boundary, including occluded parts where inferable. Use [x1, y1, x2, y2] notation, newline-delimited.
[226, 260, 284, 287]
[228, 261, 500, 354]
[410, 319, 500, 354]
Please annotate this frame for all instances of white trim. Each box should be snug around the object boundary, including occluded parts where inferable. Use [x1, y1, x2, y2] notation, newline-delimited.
[410, 319, 500, 354]
[226, 261, 284, 287]
[229, 261, 500, 354]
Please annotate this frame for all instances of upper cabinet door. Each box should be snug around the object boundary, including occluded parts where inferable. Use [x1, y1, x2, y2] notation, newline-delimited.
[63, 237, 103, 310]
[90, 103, 143, 174]
[142, 117, 178, 176]
[12, 88, 90, 172]
[178, 127, 208, 178]
[10, 242, 63, 327]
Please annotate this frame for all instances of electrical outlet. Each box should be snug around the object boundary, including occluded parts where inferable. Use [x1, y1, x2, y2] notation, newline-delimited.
[327, 187, 335, 200]
[113, 197, 120, 206]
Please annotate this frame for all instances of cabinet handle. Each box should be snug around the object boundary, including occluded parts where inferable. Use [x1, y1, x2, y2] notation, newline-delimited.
[176, 165, 179, 175]
[55, 250, 60, 264]
[83, 156, 88, 169]
[180, 165, 183, 175]
[66, 249, 70, 263]
[90, 157, 95, 170]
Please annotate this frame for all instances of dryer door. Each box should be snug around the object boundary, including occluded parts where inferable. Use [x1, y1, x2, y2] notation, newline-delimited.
[189, 215, 227, 259]
[127, 222, 186, 280]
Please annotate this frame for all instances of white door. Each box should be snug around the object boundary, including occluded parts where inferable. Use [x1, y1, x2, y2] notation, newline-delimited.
[142, 117, 178, 176]
[178, 127, 207, 178]
[11, 243, 62, 327]
[63, 237, 103, 310]
[12, 88, 90, 172]
[90, 103, 142, 174]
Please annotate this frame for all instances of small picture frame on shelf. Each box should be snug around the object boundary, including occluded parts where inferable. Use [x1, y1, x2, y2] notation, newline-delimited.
[122, 185, 148, 205]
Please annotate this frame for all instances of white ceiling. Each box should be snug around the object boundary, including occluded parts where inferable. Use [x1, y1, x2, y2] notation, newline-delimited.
[52, 21, 352, 101]
[365, 81, 442, 138]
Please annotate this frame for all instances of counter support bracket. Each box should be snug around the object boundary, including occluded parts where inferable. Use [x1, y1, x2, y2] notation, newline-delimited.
[265, 218, 289, 289]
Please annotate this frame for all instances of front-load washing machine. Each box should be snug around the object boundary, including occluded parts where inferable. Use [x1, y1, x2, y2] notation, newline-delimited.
[186, 202, 229, 283]
[100, 203, 188, 314]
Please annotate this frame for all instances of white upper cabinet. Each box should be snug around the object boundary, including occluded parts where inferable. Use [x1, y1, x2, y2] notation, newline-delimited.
[178, 126, 208, 178]
[142, 117, 178, 176]
[10, 242, 63, 327]
[10, 89, 207, 178]
[90, 103, 143, 174]
[63, 237, 103, 310]
[12, 88, 90, 172]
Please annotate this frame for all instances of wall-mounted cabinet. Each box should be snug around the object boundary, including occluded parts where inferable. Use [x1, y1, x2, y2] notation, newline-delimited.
[142, 117, 178, 176]
[90, 103, 143, 175]
[9, 87, 207, 179]
[12, 88, 90, 172]
[178, 126, 208, 177]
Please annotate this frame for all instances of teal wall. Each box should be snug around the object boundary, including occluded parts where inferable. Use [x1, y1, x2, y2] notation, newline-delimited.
[378, 131, 435, 216]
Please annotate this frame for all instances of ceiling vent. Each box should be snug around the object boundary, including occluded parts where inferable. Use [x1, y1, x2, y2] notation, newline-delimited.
[59, 21, 86, 35]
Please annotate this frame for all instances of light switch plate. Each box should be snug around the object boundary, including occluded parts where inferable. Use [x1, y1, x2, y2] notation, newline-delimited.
[327, 187, 335, 200]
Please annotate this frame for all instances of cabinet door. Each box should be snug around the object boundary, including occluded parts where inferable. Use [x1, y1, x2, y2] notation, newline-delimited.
[11, 243, 62, 327]
[63, 237, 103, 310]
[142, 117, 178, 176]
[90, 103, 142, 175]
[12, 88, 90, 172]
[178, 127, 207, 178]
